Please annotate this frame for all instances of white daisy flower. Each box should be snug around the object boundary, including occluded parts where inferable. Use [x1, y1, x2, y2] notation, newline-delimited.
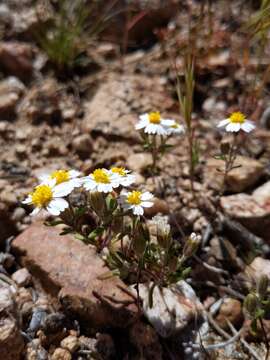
[164, 120, 185, 135]
[39, 169, 82, 193]
[109, 167, 136, 187]
[119, 190, 154, 216]
[135, 111, 174, 136]
[217, 112, 255, 133]
[22, 178, 70, 216]
[82, 168, 119, 193]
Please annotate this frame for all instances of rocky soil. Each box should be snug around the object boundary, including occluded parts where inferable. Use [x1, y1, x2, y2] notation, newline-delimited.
[1, 0, 270, 359]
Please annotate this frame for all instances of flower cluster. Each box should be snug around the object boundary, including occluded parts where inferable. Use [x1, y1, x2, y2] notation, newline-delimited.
[23, 170, 82, 216]
[23, 167, 153, 217]
[22, 109, 203, 295]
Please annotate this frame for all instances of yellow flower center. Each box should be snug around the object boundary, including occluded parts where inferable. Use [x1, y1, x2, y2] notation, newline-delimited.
[50, 170, 70, 184]
[149, 112, 161, 124]
[92, 169, 110, 184]
[31, 185, 53, 208]
[171, 123, 179, 128]
[111, 167, 126, 176]
[127, 191, 142, 205]
[229, 112, 245, 124]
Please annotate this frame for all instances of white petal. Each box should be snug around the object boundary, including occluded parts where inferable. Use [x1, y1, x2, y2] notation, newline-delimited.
[46, 204, 60, 216]
[241, 121, 255, 132]
[133, 205, 144, 216]
[217, 119, 230, 127]
[120, 175, 136, 187]
[139, 114, 150, 122]
[49, 198, 69, 212]
[97, 183, 113, 193]
[141, 201, 154, 208]
[22, 196, 32, 204]
[69, 178, 82, 188]
[226, 122, 240, 132]
[135, 118, 149, 130]
[43, 178, 56, 187]
[30, 207, 41, 216]
[156, 125, 169, 136]
[69, 170, 81, 178]
[141, 192, 154, 201]
[161, 119, 175, 126]
[144, 124, 156, 134]
[83, 183, 97, 191]
[53, 182, 73, 197]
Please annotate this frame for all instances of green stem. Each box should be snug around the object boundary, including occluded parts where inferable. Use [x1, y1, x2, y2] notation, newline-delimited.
[259, 317, 269, 360]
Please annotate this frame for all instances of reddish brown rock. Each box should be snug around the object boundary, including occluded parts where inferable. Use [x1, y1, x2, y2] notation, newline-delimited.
[215, 298, 243, 330]
[221, 181, 270, 238]
[12, 223, 138, 329]
[0, 318, 24, 360]
[205, 156, 264, 193]
[82, 74, 173, 143]
[100, 0, 178, 48]
[244, 257, 270, 286]
[129, 321, 162, 360]
[144, 198, 170, 217]
[51, 348, 72, 360]
[0, 41, 33, 80]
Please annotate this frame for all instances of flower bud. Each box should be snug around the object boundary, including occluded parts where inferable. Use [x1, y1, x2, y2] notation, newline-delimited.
[152, 215, 171, 249]
[257, 275, 269, 298]
[220, 141, 230, 155]
[183, 232, 200, 258]
[88, 191, 105, 217]
[244, 293, 258, 316]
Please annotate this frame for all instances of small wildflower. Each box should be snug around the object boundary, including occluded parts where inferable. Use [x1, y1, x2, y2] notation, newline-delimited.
[22, 178, 70, 216]
[165, 121, 185, 135]
[82, 168, 118, 193]
[217, 112, 255, 133]
[40, 169, 81, 193]
[110, 167, 135, 187]
[119, 190, 154, 216]
[136, 112, 176, 136]
[183, 232, 201, 258]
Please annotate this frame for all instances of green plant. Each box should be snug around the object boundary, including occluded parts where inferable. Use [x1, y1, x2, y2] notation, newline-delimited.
[36, 0, 118, 72]
[244, 275, 270, 360]
[23, 166, 199, 310]
[175, 54, 198, 197]
[242, 0, 270, 110]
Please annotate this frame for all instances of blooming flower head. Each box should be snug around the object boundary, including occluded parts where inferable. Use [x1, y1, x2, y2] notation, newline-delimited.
[82, 168, 119, 193]
[136, 111, 177, 136]
[40, 169, 81, 193]
[22, 178, 71, 216]
[217, 112, 255, 133]
[119, 190, 154, 216]
[165, 120, 185, 135]
[110, 167, 135, 187]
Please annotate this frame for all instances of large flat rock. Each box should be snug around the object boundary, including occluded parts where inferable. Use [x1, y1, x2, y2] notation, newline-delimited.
[82, 74, 174, 143]
[12, 223, 137, 329]
[221, 181, 270, 238]
[205, 156, 264, 193]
